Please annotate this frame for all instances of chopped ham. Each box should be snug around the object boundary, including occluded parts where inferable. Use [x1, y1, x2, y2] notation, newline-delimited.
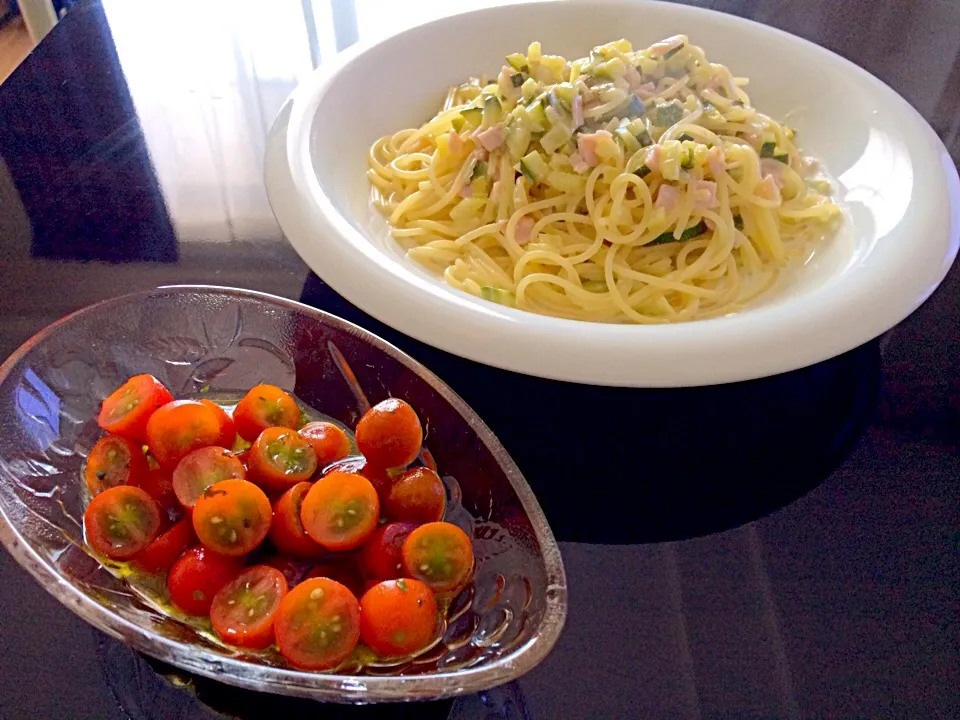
[515, 216, 535, 245]
[497, 65, 521, 101]
[757, 175, 782, 203]
[475, 123, 505, 152]
[692, 180, 719, 209]
[569, 152, 590, 174]
[706, 145, 726, 177]
[459, 185, 473, 198]
[634, 82, 656, 99]
[576, 130, 612, 166]
[760, 158, 786, 189]
[741, 131, 760, 145]
[655, 184, 680, 211]
[572, 94, 584, 129]
[470, 147, 489, 163]
[644, 145, 662, 173]
[447, 130, 463, 155]
[648, 36, 684, 58]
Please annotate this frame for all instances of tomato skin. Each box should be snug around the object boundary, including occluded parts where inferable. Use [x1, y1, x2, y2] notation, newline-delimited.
[97, 374, 173, 442]
[355, 399, 422, 469]
[324, 457, 394, 506]
[131, 518, 194, 573]
[84, 486, 162, 559]
[360, 522, 418, 581]
[384, 467, 446, 524]
[145, 400, 223, 469]
[247, 427, 318, 492]
[269, 482, 325, 558]
[167, 546, 243, 615]
[300, 472, 380, 551]
[274, 578, 361, 670]
[401, 522, 475, 594]
[261, 554, 314, 587]
[192, 478, 272, 556]
[84, 434, 149, 496]
[138, 467, 183, 525]
[172, 446, 246, 508]
[210, 565, 288, 649]
[304, 555, 366, 599]
[232, 384, 300, 442]
[298, 422, 351, 467]
[359, 579, 438, 657]
[200, 399, 237, 449]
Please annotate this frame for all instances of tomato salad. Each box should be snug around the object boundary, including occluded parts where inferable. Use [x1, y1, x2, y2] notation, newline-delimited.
[82, 375, 474, 669]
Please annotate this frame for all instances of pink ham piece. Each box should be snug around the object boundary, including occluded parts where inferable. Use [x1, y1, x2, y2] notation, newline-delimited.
[569, 152, 590, 174]
[459, 185, 473, 198]
[756, 174, 782, 203]
[706, 145, 725, 176]
[644, 145, 662, 173]
[515, 216, 535, 245]
[760, 158, 786, 189]
[447, 130, 464, 155]
[572, 94, 584, 129]
[692, 180, 719, 210]
[577, 130, 612, 166]
[634, 82, 656, 99]
[497, 65, 522, 100]
[655, 184, 680, 211]
[475, 123, 505, 152]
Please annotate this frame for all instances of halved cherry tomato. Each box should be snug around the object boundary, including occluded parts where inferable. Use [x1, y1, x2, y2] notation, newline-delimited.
[304, 554, 366, 599]
[83, 485, 161, 559]
[269, 482, 325, 558]
[138, 466, 182, 525]
[300, 471, 379, 551]
[401, 522, 474, 594]
[360, 522, 418, 581]
[247, 427, 317, 492]
[192, 478, 271, 556]
[200, 399, 236, 449]
[359, 579, 438, 657]
[167, 546, 243, 615]
[97, 374, 173, 442]
[384, 467, 446, 524]
[262, 554, 314, 587]
[131, 517, 194, 573]
[172, 446, 246, 508]
[355, 398, 422, 469]
[298, 422, 351, 467]
[233, 384, 300, 442]
[325, 456, 394, 505]
[84, 434, 148, 496]
[210, 565, 288, 649]
[274, 577, 361, 670]
[145, 400, 223, 468]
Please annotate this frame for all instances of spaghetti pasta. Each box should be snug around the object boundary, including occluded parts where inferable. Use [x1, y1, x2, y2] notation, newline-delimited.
[367, 35, 840, 323]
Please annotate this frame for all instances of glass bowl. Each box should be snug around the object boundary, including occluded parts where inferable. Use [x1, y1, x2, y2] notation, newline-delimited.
[0, 285, 566, 703]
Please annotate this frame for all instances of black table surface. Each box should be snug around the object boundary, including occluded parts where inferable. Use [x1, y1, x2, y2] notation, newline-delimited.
[1, 1, 958, 718]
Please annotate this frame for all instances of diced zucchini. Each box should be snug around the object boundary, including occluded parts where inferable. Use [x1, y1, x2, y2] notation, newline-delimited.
[452, 114, 465, 132]
[546, 171, 586, 193]
[654, 101, 684, 127]
[450, 197, 486, 222]
[680, 146, 695, 169]
[662, 43, 685, 60]
[511, 73, 524, 87]
[471, 160, 487, 180]
[505, 123, 532, 160]
[506, 52, 528, 72]
[458, 108, 483, 132]
[527, 41, 542, 63]
[759, 141, 777, 157]
[634, 165, 651, 178]
[470, 177, 489, 198]
[648, 219, 707, 246]
[659, 140, 681, 180]
[481, 286, 515, 307]
[774, 152, 789, 164]
[569, 60, 582, 83]
[553, 82, 577, 106]
[594, 132, 620, 163]
[520, 150, 550, 183]
[526, 99, 548, 129]
[733, 214, 744, 230]
[540, 123, 573, 154]
[606, 39, 633, 54]
[636, 129, 653, 147]
[615, 126, 641, 153]
[483, 96, 502, 127]
[540, 55, 566, 79]
[678, 132, 694, 142]
[521, 77, 539, 102]
[593, 57, 626, 78]
[598, 86, 626, 105]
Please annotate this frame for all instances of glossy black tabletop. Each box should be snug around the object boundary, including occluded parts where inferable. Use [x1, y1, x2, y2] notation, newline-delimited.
[1, 1, 959, 718]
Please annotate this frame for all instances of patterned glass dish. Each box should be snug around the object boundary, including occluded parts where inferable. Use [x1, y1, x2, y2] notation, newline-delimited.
[0, 286, 566, 703]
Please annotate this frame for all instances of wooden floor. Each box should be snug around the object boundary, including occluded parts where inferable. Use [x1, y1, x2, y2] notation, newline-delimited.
[0, 16, 32, 85]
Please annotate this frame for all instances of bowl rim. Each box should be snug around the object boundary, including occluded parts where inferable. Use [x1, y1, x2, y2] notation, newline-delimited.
[264, 0, 960, 388]
[0, 284, 568, 702]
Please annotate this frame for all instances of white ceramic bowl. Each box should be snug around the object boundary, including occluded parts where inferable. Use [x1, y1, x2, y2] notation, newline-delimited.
[265, 0, 960, 387]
